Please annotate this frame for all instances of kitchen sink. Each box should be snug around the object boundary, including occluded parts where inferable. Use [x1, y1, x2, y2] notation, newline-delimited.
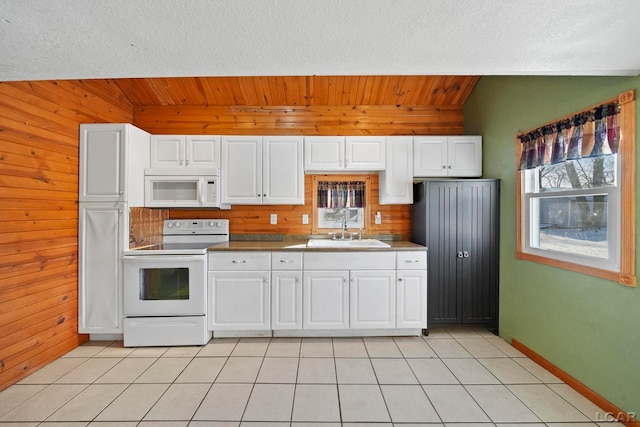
[306, 238, 391, 248]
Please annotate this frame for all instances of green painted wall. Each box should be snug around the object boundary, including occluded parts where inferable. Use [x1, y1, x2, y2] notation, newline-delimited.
[464, 76, 640, 415]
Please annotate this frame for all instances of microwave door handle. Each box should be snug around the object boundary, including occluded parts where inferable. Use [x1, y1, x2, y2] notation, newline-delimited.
[123, 255, 205, 262]
[198, 178, 205, 205]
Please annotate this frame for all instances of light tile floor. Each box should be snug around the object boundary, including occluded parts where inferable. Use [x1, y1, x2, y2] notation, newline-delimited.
[0, 326, 625, 426]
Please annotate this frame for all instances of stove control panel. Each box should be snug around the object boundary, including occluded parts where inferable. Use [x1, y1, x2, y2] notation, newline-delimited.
[163, 219, 229, 235]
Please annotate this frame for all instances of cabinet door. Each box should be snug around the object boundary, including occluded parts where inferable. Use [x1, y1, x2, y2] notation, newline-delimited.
[150, 135, 185, 168]
[304, 136, 344, 171]
[413, 136, 448, 177]
[78, 204, 124, 333]
[350, 270, 396, 329]
[380, 136, 413, 204]
[396, 270, 427, 328]
[448, 136, 482, 177]
[303, 271, 349, 329]
[221, 136, 263, 204]
[425, 181, 462, 324]
[186, 135, 220, 168]
[458, 181, 499, 327]
[263, 136, 304, 204]
[208, 271, 270, 330]
[271, 271, 302, 330]
[79, 124, 125, 202]
[345, 136, 385, 170]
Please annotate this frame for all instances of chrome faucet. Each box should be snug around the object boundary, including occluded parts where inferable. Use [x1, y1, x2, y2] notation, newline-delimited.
[340, 215, 349, 240]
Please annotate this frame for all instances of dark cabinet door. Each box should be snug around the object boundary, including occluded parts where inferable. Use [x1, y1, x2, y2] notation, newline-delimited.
[425, 181, 460, 324]
[458, 181, 499, 328]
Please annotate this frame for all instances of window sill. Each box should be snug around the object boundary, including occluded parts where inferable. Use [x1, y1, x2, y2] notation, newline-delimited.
[515, 250, 636, 287]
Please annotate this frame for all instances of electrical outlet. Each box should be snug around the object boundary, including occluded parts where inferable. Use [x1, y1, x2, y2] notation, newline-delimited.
[302, 214, 309, 224]
[375, 212, 382, 225]
[270, 214, 277, 225]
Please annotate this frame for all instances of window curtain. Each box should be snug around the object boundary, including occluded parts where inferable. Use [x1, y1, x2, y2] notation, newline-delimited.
[518, 102, 620, 170]
[317, 181, 365, 208]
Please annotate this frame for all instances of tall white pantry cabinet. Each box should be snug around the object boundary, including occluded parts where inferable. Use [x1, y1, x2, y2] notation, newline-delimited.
[78, 124, 150, 336]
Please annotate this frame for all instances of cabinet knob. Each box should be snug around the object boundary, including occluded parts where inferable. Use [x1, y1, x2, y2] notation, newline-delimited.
[263, 194, 266, 197]
[463, 251, 470, 258]
[398, 278, 403, 282]
[442, 165, 447, 169]
[448, 165, 453, 169]
[457, 251, 464, 258]
[119, 190, 123, 195]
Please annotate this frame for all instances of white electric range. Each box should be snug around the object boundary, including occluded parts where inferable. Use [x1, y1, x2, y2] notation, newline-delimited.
[122, 219, 229, 347]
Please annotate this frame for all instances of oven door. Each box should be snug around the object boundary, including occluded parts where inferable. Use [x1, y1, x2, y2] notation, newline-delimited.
[123, 255, 206, 316]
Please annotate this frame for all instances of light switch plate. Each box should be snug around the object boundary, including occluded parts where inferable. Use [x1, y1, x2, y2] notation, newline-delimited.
[375, 212, 382, 225]
[270, 214, 277, 224]
[302, 214, 309, 224]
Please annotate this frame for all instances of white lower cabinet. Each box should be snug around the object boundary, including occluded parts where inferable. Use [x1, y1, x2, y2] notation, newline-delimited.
[396, 251, 428, 328]
[303, 271, 350, 329]
[396, 270, 427, 328]
[271, 252, 303, 330]
[207, 250, 427, 334]
[78, 203, 126, 334]
[208, 252, 271, 330]
[350, 270, 396, 329]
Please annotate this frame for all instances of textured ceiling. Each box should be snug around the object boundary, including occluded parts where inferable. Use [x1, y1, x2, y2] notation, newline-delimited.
[1, 0, 640, 82]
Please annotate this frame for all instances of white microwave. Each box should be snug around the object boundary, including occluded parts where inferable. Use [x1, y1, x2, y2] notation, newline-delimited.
[144, 174, 228, 208]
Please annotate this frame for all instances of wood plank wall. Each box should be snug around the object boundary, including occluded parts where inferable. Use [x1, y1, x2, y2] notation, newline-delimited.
[134, 105, 465, 239]
[0, 79, 133, 391]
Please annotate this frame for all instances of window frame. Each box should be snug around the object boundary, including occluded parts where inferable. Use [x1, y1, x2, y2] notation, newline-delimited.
[515, 90, 636, 287]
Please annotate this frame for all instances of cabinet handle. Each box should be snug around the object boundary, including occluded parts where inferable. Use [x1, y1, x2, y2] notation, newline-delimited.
[295, 276, 300, 283]
[119, 190, 124, 195]
[448, 165, 453, 169]
[263, 194, 266, 197]
[463, 251, 470, 258]
[457, 251, 463, 258]
[404, 259, 420, 263]
[343, 277, 348, 283]
[280, 259, 294, 263]
[442, 165, 447, 169]
[232, 260, 246, 264]
[398, 278, 404, 282]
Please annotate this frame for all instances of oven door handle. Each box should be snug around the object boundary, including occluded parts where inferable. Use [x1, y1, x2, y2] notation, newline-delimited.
[122, 255, 205, 263]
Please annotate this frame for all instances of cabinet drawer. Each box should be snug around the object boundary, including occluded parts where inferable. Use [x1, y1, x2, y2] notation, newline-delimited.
[396, 251, 427, 270]
[304, 251, 395, 270]
[208, 252, 271, 271]
[271, 252, 303, 270]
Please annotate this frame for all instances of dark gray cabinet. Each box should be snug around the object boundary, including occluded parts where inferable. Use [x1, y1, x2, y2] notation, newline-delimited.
[412, 180, 499, 333]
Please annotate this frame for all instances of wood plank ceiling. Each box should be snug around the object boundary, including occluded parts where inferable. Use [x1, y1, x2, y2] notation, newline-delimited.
[113, 75, 479, 107]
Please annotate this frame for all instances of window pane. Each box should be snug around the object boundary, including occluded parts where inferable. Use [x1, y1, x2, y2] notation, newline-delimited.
[533, 195, 608, 259]
[140, 268, 190, 300]
[538, 156, 616, 192]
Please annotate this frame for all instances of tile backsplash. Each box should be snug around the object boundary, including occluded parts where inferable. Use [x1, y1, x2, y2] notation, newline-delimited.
[129, 207, 169, 248]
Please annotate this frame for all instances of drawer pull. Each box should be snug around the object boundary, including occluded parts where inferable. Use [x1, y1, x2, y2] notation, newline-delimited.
[232, 260, 246, 264]
[404, 259, 420, 263]
[279, 259, 294, 263]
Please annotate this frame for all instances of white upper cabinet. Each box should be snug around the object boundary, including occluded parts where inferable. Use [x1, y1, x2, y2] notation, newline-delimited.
[150, 135, 220, 170]
[379, 136, 413, 204]
[79, 123, 149, 205]
[304, 136, 344, 171]
[262, 136, 304, 204]
[221, 135, 304, 205]
[304, 136, 385, 171]
[413, 135, 482, 177]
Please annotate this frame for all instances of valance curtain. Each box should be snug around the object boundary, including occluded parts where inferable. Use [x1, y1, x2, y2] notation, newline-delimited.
[518, 102, 620, 170]
[317, 181, 365, 208]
